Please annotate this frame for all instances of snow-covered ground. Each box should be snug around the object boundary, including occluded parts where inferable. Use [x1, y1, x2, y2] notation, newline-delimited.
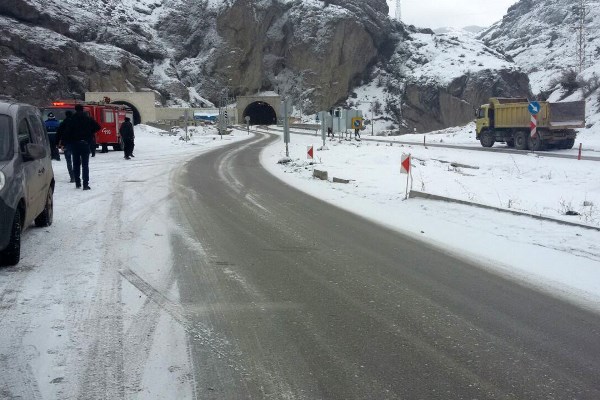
[2, 121, 600, 398]
[260, 126, 600, 313]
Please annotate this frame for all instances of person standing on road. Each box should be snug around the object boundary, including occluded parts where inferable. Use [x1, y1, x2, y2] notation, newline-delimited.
[119, 117, 135, 160]
[63, 104, 100, 190]
[56, 110, 74, 182]
[44, 113, 61, 161]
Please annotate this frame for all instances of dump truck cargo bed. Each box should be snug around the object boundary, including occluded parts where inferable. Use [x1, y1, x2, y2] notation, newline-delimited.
[490, 98, 585, 130]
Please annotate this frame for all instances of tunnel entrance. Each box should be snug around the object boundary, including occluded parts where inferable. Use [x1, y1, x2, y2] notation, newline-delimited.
[243, 101, 277, 125]
[111, 101, 141, 125]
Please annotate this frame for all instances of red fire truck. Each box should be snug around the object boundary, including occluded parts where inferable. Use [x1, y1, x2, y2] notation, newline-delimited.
[42, 99, 132, 151]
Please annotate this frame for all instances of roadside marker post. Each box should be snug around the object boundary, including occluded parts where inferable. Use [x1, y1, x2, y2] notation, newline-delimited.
[307, 146, 314, 160]
[401, 153, 412, 199]
[530, 114, 538, 138]
[578, 143, 583, 160]
[528, 100, 540, 153]
[319, 111, 327, 147]
[281, 99, 291, 157]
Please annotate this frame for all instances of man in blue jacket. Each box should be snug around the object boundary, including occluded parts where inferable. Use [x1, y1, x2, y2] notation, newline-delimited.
[44, 113, 61, 161]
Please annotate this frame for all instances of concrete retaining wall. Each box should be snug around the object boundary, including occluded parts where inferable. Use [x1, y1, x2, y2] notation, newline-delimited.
[408, 190, 600, 232]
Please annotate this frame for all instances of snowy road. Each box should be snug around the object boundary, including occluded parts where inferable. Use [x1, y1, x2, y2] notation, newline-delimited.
[0, 127, 246, 399]
[2, 126, 600, 399]
[174, 132, 600, 399]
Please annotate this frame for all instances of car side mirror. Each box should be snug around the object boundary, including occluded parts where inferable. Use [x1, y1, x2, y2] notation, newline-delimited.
[23, 143, 47, 160]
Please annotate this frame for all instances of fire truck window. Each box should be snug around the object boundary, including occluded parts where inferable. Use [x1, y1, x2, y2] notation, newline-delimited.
[104, 110, 115, 123]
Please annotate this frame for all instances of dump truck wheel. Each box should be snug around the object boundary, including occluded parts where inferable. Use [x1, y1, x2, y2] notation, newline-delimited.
[528, 135, 545, 151]
[479, 131, 495, 148]
[563, 139, 575, 149]
[506, 139, 515, 148]
[514, 131, 529, 150]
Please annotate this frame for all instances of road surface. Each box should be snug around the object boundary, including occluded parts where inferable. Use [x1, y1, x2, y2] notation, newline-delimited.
[172, 133, 600, 399]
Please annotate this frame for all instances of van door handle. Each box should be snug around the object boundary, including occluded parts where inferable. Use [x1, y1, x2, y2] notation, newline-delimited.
[38, 167, 45, 175]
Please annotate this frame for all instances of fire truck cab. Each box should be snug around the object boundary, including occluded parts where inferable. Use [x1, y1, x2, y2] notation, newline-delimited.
[42, 99, 131, 151]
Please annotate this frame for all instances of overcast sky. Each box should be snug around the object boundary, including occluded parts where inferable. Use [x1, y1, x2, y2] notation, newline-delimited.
[386, 0, 519, 29]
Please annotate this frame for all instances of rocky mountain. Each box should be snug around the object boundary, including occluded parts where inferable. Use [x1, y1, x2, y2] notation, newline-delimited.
[479, 0, 600, 97]
[1, 0, 529, 132]
[349, 26, 529, 133]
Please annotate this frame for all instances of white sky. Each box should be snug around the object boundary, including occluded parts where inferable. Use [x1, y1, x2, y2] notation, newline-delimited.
[386, 0, 519, 29]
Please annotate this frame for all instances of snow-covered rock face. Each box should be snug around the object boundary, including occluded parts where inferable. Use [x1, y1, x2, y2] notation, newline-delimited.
[203, 0, 393, 110]
[0, 0, 392, 109]
[357, 27, 530, 133]
[0, 0, 528, 133]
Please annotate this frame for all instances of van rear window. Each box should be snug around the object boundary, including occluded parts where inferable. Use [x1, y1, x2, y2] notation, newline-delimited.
[0, 115, 14, 161]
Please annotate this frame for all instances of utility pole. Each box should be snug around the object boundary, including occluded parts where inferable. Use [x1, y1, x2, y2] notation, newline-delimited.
[395, 0, 402, 22]
[576, 0, 589, 72]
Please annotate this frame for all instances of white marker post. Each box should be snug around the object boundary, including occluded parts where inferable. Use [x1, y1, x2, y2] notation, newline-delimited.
[281, 99, 291, 157]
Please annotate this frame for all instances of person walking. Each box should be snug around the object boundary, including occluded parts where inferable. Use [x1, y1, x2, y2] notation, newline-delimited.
[62, 104, 100, 190]
[44, 113, 61, 161]
[56, 110, 74, 182]
[119, 117, 135, 160]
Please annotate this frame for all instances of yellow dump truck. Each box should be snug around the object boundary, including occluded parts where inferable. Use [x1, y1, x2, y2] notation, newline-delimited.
[475, 98, 585, 150]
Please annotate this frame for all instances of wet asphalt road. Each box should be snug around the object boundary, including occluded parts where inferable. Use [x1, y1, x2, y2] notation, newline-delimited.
[172, 133, 600, 399]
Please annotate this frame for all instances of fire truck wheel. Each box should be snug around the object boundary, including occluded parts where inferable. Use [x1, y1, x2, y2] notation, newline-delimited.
[113, 139, 123, 151]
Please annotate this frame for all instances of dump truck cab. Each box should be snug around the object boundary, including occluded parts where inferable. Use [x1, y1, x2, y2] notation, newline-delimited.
[475, 104, 490, 138]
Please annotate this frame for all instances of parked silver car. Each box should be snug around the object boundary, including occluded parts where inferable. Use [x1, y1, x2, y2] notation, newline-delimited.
[0, 101, 55, 265]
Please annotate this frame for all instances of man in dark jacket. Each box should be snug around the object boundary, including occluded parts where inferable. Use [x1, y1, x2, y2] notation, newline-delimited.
[119, 117, 135, 160]
[62, 104, 101, 190]
[56, 110, 74, 182]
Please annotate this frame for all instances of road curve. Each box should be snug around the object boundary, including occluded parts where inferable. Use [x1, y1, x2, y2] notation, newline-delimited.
[172, 132, 600, 399]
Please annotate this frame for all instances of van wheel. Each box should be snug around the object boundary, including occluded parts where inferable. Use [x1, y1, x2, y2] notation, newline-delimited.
[1, 209, 21, 266]
[514, 131, 529, 150]
[35, 186, 54, 227]
[479, 131, 495, 148]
